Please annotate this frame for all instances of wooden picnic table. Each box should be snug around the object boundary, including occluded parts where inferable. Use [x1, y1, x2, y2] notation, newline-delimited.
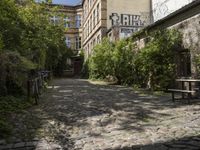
[176, 78, 200, 90]
[175, 78, 200, 99]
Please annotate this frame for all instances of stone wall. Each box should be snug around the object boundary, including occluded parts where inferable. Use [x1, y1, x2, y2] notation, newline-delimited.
[133, 1, 200, 77]
[170, 14, 200, 77]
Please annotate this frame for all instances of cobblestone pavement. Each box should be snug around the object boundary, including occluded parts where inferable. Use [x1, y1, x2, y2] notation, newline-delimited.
[1, 79, 200, 150]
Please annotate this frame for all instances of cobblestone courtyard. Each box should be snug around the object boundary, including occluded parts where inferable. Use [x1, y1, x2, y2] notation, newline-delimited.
[1, 78, 200, 150]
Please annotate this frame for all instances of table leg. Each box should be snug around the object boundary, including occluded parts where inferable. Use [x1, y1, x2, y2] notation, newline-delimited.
[172, 92, 175, 102]
[182, 81, 184, 99]
[189, 82, 192, 91]
[188, 93, 191, 104]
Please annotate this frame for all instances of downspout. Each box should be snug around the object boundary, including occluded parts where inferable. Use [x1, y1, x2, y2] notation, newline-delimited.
[150, 0, 154, 23]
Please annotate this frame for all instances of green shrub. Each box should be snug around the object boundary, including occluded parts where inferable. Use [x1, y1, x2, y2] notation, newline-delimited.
[112, 39, 136, 84]
[135, 29, 182, 90]
[88, 38, 115, 79]
[87, 29, 182, 90]
[0, 96, 33, 138]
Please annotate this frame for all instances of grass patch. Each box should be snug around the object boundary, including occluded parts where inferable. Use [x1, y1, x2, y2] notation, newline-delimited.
[0, 96, 34, 139]
[88, 79, 117, 85]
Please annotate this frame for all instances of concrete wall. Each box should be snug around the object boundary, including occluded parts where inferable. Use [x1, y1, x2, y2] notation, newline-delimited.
[152, 0, 195, 21]
[107, 0, 152, 29]
[170, 14, 200, 77]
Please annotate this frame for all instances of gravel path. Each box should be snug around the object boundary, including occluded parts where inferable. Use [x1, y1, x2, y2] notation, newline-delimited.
[1, 78, 200, 150]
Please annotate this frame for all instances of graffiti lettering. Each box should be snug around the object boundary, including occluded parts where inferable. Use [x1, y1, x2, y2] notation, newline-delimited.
[110, 13, 145, 27]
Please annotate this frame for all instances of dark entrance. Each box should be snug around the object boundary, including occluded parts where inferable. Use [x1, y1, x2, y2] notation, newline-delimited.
[176, 50, 191, 77]
[71, 56, 83, 76]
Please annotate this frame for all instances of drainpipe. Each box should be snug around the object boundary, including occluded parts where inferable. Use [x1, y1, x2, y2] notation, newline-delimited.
[150, 0, 154, 23]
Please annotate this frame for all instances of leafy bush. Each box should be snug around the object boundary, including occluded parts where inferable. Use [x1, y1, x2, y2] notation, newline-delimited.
[112, 39, 136, 84]
[0, 52, 36, 96]
[0, 96, 33, 138]
[135, 29, 182, 90]
[88, 38, 115, 79]
[88, 38, 137, 84]
[87, 29, 182, 90]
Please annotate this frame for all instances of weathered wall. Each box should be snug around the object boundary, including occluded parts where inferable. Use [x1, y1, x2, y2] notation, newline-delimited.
[134, 1, 200, 77]
[170, 14, 200, 76]
[107, 0, 151, 29]
[152, 0, 194, 21]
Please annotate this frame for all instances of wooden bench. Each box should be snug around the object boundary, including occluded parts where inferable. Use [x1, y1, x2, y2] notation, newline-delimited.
[167, 89, 196, 103]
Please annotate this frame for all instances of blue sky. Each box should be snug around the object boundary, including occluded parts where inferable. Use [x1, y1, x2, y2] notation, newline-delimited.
[53, 0, 81, 5]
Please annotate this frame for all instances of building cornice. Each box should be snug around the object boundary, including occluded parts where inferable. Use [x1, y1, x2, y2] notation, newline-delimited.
[48, 3, 82, 9]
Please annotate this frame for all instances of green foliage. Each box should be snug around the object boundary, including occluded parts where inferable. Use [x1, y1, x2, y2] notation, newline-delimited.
[0, 0, 73, 138]
[89, 38, 115, 79]
[81, 59, 90, 78]
[194, 54, 200, 77]
[88, 29, 182, 90]
[135, 29, 182, 90]
[0, 96, 34, 138]
[112, 40, 136, 84]
[88, 38, 136, 84]
[0, 0, 72, 96]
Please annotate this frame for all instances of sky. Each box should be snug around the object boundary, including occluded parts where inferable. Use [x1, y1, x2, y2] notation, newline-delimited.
[52, 0, 81, 5]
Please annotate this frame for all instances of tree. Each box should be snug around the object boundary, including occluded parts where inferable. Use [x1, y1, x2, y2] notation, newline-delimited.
[0, 0, 71, 95]
[112, 39, 136, 84]
[89, 38, 115, 79]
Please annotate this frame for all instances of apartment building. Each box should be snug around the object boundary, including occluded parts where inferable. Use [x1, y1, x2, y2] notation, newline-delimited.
[49, 0, 152, 58]
[50, 4, 83, 54]
[82, 0, 152, 58]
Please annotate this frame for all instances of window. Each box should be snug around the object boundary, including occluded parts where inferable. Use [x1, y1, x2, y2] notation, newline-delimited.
[93, 39, 96, 47]
[65, 36, 71, 48]
[79, 37, 81, 49]
[87, 22, 89, 36]
[88, 0, 90, 8]
[75, 36, 81, 50]
[97, 34, 100, 43]
[90, 16, 92, 33]
[88, 20, 90, 34]
[75, 15, 81, 28]
[93, 9, 96, 28]
[63, 17, 71, 28]
[85, 5, 87, 16]
[50, 16, 59, 25]
[97, 4, 100, 21]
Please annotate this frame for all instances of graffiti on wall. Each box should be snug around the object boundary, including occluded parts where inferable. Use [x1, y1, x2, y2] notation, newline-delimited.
[109, 13, 147, 27]
[109, 13, 149, 38]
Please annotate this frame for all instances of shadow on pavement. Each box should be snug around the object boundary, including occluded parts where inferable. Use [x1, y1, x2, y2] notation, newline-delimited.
[3, 78, 200, 149]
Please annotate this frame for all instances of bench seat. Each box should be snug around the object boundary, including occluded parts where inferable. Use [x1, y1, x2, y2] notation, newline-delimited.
[168, 89, 195, 93]
[167, 89, 196, 103]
